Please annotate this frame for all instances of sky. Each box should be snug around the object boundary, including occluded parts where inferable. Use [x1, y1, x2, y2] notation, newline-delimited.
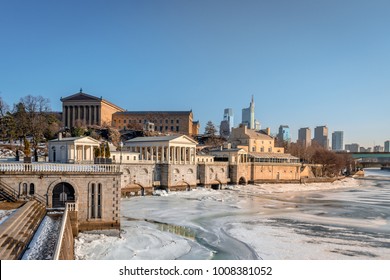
[0, 0, 389, 147]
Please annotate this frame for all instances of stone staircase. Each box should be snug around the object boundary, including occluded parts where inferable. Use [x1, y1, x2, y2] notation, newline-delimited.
[0, 181, 18, 202]
[0, 200, 46, 260]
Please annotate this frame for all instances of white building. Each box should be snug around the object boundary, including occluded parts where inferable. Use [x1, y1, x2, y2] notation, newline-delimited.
[48, 136, 100, 163]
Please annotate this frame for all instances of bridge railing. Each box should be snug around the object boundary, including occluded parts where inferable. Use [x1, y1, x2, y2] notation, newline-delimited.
[0, 163, 120, 173]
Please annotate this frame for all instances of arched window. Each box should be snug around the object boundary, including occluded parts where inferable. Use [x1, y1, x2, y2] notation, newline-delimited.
[29, 183, 35, 195]
[23, 183, 28, 195]
[187, 168, 194, 174]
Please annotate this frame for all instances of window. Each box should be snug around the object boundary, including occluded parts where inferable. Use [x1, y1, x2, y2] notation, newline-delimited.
[127, 156, 129, 160]
[176, 119, 179, 124]
[97, 183, 102, 218]
[113, 155, 116, 160]
[176, 126, 179, 132]
[165, 119, 168, 124]
[171, 120, 174, 124]
[124, 120, 127, 123]
[90, 183, 102, 219]
[91, 183, 95, 218]
[171, 126, 174, 131]
[29, 183, 35, 195]
[134, 156, 137, 160]
[139, 120, 142, 123]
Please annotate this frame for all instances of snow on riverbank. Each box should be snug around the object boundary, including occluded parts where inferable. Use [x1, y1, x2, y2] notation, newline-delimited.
[75, 178, 371, 260]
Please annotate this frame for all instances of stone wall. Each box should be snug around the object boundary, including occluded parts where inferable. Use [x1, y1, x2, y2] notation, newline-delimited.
[0, 171, 121, 232]
[198, 162, 229, 187]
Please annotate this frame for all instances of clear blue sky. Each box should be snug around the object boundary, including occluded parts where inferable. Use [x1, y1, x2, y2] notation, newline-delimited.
[0, 0, 389, 147]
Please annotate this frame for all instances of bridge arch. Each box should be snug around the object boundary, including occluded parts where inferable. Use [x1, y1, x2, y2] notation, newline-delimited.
[47, 179, 79, 208]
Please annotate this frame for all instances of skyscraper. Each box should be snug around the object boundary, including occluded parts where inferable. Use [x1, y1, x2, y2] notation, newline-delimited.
[242, 95, 255, 129]
[220, 108, 234, 138]
[313, 125, 329, 149]
[385, 141, 390, 152]
[278, 125, 291, 143]
[332, 131, 344, 151]
[298, 127, 311, 147]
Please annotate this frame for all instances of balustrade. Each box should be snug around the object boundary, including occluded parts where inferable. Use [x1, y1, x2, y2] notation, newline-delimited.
[0, 163, 120, 173]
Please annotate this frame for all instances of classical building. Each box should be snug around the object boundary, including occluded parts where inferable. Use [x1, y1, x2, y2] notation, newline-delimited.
[61, 89, 124, 128]
[48, 135, 100, 164]
[112, 111, 200, 136]
[124, 135, 197, 164]
[229, 125, 284, 154]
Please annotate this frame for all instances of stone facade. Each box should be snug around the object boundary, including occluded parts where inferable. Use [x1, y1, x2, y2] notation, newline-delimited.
[112, 111, 200, 136]
[61, 90, 124, 128]
[229, 125, 284, 154]
[48, 136, 100, 164]
[0, 164, 121, 232]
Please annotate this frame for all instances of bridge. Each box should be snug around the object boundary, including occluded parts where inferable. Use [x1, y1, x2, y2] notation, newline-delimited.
[0, 162, 121, 259]
[345, 152, 390, 168]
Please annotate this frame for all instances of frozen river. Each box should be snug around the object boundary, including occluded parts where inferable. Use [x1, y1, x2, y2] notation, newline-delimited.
[75, 168, 390, 260]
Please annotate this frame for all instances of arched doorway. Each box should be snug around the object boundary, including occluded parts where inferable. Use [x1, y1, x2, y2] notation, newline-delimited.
[52, 182, 75, 208]
[238, 177, 247, 185]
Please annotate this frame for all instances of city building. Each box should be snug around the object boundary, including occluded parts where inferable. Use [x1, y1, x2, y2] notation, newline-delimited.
[373, 145, 384, 152]
[278, 125, 291, 143]
[360, 147, 372, 153]
[313, 125, 329, 149]
[345, 143, 360, 152]
[220, 108, 234, 138]
[229, 125, 284, 153]
[332, 131, 344, 151]
[298, 127, 311, 148]
[61, 89, 124, 128]
[242, 95, 255, 129]
[112, 111, 200, 136]
[385, 141, 390, 152]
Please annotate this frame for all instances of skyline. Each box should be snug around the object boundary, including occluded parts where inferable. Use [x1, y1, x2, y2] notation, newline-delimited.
[0, 0, 389, 147]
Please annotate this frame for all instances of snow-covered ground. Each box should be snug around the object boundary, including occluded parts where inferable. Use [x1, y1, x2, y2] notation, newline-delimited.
[22, 214, 62, 260]
[0, 209, 15, 225]
[75, 176, 390, 260]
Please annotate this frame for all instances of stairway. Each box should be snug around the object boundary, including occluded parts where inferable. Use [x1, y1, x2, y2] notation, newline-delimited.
[0, 200, 46, 260]
[0, 181, 17, 202]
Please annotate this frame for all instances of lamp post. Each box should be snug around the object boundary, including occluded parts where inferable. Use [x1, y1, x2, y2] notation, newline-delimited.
[120, 141, 124, 165]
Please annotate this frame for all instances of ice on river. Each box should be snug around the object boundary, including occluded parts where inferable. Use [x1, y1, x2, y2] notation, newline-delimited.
[75, 174, 390, 260]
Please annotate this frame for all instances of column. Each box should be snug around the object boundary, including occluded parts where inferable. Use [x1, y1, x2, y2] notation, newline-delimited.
[82, 145, 85, 161]
[63, 106, 67, 127]
[96, 105, 100, 125]
[90, 145, 93, 161]
[140, 147, 143, 160]
[67, 106, 71, 128]
[162, 146, 165, 163]
[151, 147, 154, 161]
[72, 106, 75, 127]
[83, 106, 87, 125]
[88, 105, 92, 126]
[74, 144, 77, 162]
[144, 147, 148, 161]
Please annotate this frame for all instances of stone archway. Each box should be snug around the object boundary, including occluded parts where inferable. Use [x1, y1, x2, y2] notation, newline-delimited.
[52, 182, 75, 208]
[238, 177, 247, 185]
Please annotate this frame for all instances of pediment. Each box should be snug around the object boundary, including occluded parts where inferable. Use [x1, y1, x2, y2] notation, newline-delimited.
[61, 92, 102, 102]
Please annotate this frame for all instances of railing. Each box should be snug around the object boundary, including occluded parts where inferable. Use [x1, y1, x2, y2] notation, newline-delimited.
[53, 202, 77, 260]
[67, 202, 78, 212]
[0, 180, 18, 202]
[0, 163, 120, 173]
